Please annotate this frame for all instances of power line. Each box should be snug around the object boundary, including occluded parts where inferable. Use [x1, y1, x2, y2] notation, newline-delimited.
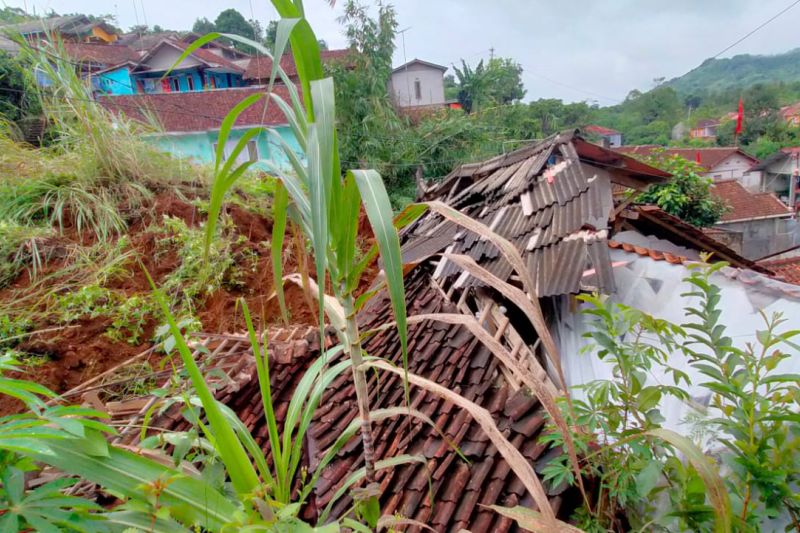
[712, 0, 800, 59]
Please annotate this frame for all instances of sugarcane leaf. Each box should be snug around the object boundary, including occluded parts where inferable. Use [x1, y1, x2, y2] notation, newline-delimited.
[351, 169, 409, 402]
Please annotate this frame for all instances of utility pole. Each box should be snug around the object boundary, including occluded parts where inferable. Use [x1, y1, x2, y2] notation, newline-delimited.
[398, 26, 412, 107]
[489, 46, 495, 61]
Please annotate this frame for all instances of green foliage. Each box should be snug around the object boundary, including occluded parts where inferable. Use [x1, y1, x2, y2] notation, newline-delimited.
[0, 6, 31, 24]
[546, 263, 800, 531]
[0, 51, 40, 123]
[682, 262, 800, 528]
[0, 353, 112, 531]
[157, 215, 247, 309]
[191, 17, 216, 35]
[665, 48, 800, 95]
[541, 294, 699, 531]
[637, 152, 728, 227]
[450, 57, 526, 113]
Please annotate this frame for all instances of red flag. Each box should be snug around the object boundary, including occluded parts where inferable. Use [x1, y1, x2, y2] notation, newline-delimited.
[735, 97, 744, 135]
[695, 150, 702, 164]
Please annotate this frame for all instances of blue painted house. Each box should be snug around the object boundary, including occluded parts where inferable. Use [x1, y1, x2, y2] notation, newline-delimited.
[98, 86, 301, 172]
[95, 38, 246, 96]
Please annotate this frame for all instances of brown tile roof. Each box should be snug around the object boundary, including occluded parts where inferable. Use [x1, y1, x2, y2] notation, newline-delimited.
[583, 124, 619, 136]
[72, 266, 572, 530]
[758, 256, 800, 285]
[243, 49, 353, 81]
[614, 145, 758, 171]
[404, 131, 669, 297]
[710, 179, 791, 222]
[60, 43, 139, 66]
[607, 240, 688, 265]
[98, 86, 292, 132]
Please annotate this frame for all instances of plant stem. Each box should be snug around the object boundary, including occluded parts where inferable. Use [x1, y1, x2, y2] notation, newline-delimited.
[342, 293, 376, 483]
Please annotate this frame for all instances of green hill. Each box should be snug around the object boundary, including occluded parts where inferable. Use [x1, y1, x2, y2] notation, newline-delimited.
[666, 48, 800, 94]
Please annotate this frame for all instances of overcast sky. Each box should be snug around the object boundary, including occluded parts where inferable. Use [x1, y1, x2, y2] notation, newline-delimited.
[6, 0, 800, 104]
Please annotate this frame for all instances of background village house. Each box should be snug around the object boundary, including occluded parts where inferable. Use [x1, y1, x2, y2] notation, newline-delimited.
[388, 58, 447, 109]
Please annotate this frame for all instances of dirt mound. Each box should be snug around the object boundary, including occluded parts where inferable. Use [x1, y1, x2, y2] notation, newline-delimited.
[0, 317, 151, 415]
[153, 192, 201, 226]
[226, 204, 272, 244]
[1, 191, 379, 414]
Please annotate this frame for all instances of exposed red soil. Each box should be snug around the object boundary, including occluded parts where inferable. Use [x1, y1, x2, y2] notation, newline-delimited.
[0, 191, 378, 414]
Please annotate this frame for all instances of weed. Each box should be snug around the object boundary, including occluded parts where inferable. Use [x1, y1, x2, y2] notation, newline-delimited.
[0, 315, 32, 349]
[54, 284, 114, 323]
[106, 295, 158, 345]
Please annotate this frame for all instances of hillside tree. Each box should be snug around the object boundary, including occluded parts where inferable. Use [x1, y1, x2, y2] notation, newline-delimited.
[192, 17, 215, 35]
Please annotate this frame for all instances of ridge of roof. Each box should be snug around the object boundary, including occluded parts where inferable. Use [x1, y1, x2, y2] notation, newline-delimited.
[391, 58, 448, 73]
[243, 49, 352, 80]
[613, 145, 759, 170]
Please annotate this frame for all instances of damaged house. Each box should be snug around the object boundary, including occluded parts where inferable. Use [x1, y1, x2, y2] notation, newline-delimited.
[67, 131, 800, 530]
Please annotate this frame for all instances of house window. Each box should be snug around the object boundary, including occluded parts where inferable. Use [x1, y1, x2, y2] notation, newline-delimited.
[414, 79, 422, 100]
[247, 140, 258, 162]
[213, 139, 260, 165]
[186, 76, 195, 91]
[170, 77, 180, 92]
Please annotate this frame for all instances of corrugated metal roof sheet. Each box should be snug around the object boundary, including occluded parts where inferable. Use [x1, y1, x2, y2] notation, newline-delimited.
[402, 132, 629, 296]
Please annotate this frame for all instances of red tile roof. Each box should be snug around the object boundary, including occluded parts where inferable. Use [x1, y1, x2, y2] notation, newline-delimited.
[758, 256, 800, 285]
[91, 266, 571, 530]
[61, 42, 139, 66]
[98, 87, 293, 132]
[614, 145, 758, 171]
[243, 49, 353, 81]
[710, 179, 791, 222]
[779, 102, 800, 119]
[583, 124, 620, 136]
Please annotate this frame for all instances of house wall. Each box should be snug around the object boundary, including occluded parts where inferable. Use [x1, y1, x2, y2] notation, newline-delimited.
[389, 64, 445, 108]
[144, 45, 202, 71]
[717, 216, 800, 259]
[705, 153, 755, 181]
[98, 66, 134, 95]
[147, 126, 301, 171]
[606, 133, 623, 148]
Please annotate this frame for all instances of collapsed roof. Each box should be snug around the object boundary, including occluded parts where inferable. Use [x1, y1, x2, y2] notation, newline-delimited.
[58, 131, 774, 531]
[405, 130, 669, 296]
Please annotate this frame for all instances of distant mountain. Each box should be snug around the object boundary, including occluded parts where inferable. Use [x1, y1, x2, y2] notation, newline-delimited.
[666, 48, 800, 94]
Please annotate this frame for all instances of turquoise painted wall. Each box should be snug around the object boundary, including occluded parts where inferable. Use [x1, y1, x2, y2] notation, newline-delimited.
[98, 66, 134, 95]
[147, 126, 301, 172]
[130, 69, 244, 93]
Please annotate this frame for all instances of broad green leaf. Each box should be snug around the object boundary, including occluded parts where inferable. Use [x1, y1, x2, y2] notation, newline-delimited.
[306, 124, 328, 336]
[351, 169, 409, 402]
[21, 435, 237, 529]
[147, 272, 260, 497]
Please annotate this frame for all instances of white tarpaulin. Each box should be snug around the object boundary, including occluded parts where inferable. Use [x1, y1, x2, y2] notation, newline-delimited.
[556, 245, 800, 438]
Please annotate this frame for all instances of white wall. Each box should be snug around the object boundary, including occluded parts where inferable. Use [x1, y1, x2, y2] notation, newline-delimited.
[144, 45, 202, 71]
[389, 63, 445, 107]
[705, 153, 756, 181]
